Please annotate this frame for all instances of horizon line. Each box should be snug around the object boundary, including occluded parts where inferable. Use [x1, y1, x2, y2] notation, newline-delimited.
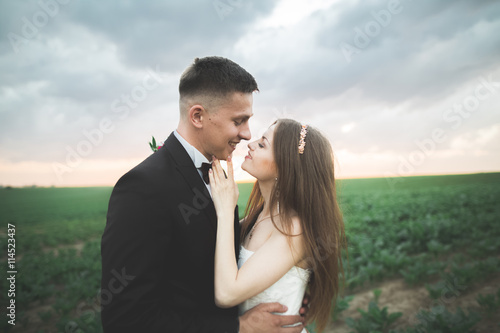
[2, 171, 499, 188]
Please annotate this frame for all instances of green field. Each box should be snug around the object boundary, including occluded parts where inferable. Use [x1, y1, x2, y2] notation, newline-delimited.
[1, 173, 499, 332]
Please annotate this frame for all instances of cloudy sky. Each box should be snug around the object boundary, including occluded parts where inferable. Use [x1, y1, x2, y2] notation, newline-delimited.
[1, 0, 499, 187]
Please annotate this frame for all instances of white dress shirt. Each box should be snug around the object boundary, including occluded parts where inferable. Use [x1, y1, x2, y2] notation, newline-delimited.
[174, 130, 211, 195]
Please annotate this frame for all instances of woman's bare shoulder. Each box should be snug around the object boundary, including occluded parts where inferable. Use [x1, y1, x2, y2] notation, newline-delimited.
[274, 213, 303, 236]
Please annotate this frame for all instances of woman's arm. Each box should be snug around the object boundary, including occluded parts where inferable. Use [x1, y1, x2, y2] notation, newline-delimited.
[210, 157, 305, 308]
[215, 224, 305, 307]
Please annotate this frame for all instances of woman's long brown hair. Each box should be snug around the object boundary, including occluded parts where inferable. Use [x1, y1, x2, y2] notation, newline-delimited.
[241, 119, 348, 332]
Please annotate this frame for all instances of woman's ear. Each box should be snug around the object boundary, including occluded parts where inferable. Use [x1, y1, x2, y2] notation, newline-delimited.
[188, 104, 206, 129]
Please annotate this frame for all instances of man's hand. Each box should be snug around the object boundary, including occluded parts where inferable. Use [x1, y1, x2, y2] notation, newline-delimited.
[239, 303, 305, 333]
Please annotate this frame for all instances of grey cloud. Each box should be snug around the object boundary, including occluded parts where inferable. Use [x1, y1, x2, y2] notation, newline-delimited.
[0, 0, 278, 162]
[0, 0, 499, 170]
[64, 0, 277, 70]
[257, 0, 500, 109]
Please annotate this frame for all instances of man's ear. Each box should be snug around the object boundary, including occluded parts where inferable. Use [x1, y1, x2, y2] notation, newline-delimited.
[188, 104, 206, 129]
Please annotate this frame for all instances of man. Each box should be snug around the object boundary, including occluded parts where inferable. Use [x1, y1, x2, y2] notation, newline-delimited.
[101, 56, 307, 332]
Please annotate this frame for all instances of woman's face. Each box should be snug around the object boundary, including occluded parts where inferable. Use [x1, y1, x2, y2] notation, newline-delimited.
[241, 125, 277, 182]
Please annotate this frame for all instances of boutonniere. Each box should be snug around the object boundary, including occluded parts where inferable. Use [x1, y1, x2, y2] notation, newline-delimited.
[149, 136, 163, 152]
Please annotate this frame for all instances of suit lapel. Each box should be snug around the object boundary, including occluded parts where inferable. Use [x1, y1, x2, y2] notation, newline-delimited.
[163, 133, 217, 231]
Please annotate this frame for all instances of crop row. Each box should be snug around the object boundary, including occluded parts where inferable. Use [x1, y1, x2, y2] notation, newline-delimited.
[325, 287, 500, 333]
[341, 182, 500, 289]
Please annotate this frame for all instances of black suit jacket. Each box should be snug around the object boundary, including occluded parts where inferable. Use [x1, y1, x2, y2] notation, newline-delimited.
[101, 133, 241, 332]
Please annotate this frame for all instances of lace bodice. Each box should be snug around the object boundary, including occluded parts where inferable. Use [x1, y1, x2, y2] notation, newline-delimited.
[237, 246, 310, 331]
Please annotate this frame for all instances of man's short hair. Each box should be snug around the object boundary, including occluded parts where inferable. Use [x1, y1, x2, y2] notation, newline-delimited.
[179, 56, 259, 101]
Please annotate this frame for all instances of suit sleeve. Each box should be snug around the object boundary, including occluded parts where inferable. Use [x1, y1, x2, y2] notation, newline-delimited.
[100, 169, 239, 333]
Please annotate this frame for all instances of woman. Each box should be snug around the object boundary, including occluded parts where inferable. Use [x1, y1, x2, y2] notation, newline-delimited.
[209, 118, 347, 332]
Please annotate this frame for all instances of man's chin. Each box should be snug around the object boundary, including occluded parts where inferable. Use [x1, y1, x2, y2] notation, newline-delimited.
[213, 152, 229, 161]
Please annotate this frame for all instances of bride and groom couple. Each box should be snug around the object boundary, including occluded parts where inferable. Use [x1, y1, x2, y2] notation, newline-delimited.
[100, 56, 347, 332]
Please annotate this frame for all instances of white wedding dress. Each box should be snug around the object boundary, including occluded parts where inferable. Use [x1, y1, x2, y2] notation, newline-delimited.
[237, 246, 311, 332]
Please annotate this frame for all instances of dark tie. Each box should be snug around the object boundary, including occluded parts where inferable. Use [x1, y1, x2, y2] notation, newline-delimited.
[199, 162, 212, 184]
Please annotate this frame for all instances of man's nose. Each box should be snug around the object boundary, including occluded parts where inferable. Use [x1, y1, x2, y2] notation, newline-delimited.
[239, 123, 251, 141]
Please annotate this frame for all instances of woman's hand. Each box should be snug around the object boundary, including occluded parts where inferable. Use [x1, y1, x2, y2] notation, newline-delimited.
[209, 156, 239, 220]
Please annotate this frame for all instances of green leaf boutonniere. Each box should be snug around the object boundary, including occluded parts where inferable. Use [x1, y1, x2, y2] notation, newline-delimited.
[149, 136, 163, 152]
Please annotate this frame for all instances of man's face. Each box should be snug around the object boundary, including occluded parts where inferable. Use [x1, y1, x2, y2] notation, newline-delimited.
[199, 92, 253, 160]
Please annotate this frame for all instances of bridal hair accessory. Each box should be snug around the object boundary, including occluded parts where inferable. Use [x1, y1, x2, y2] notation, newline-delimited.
[298, 124, 308, 154]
